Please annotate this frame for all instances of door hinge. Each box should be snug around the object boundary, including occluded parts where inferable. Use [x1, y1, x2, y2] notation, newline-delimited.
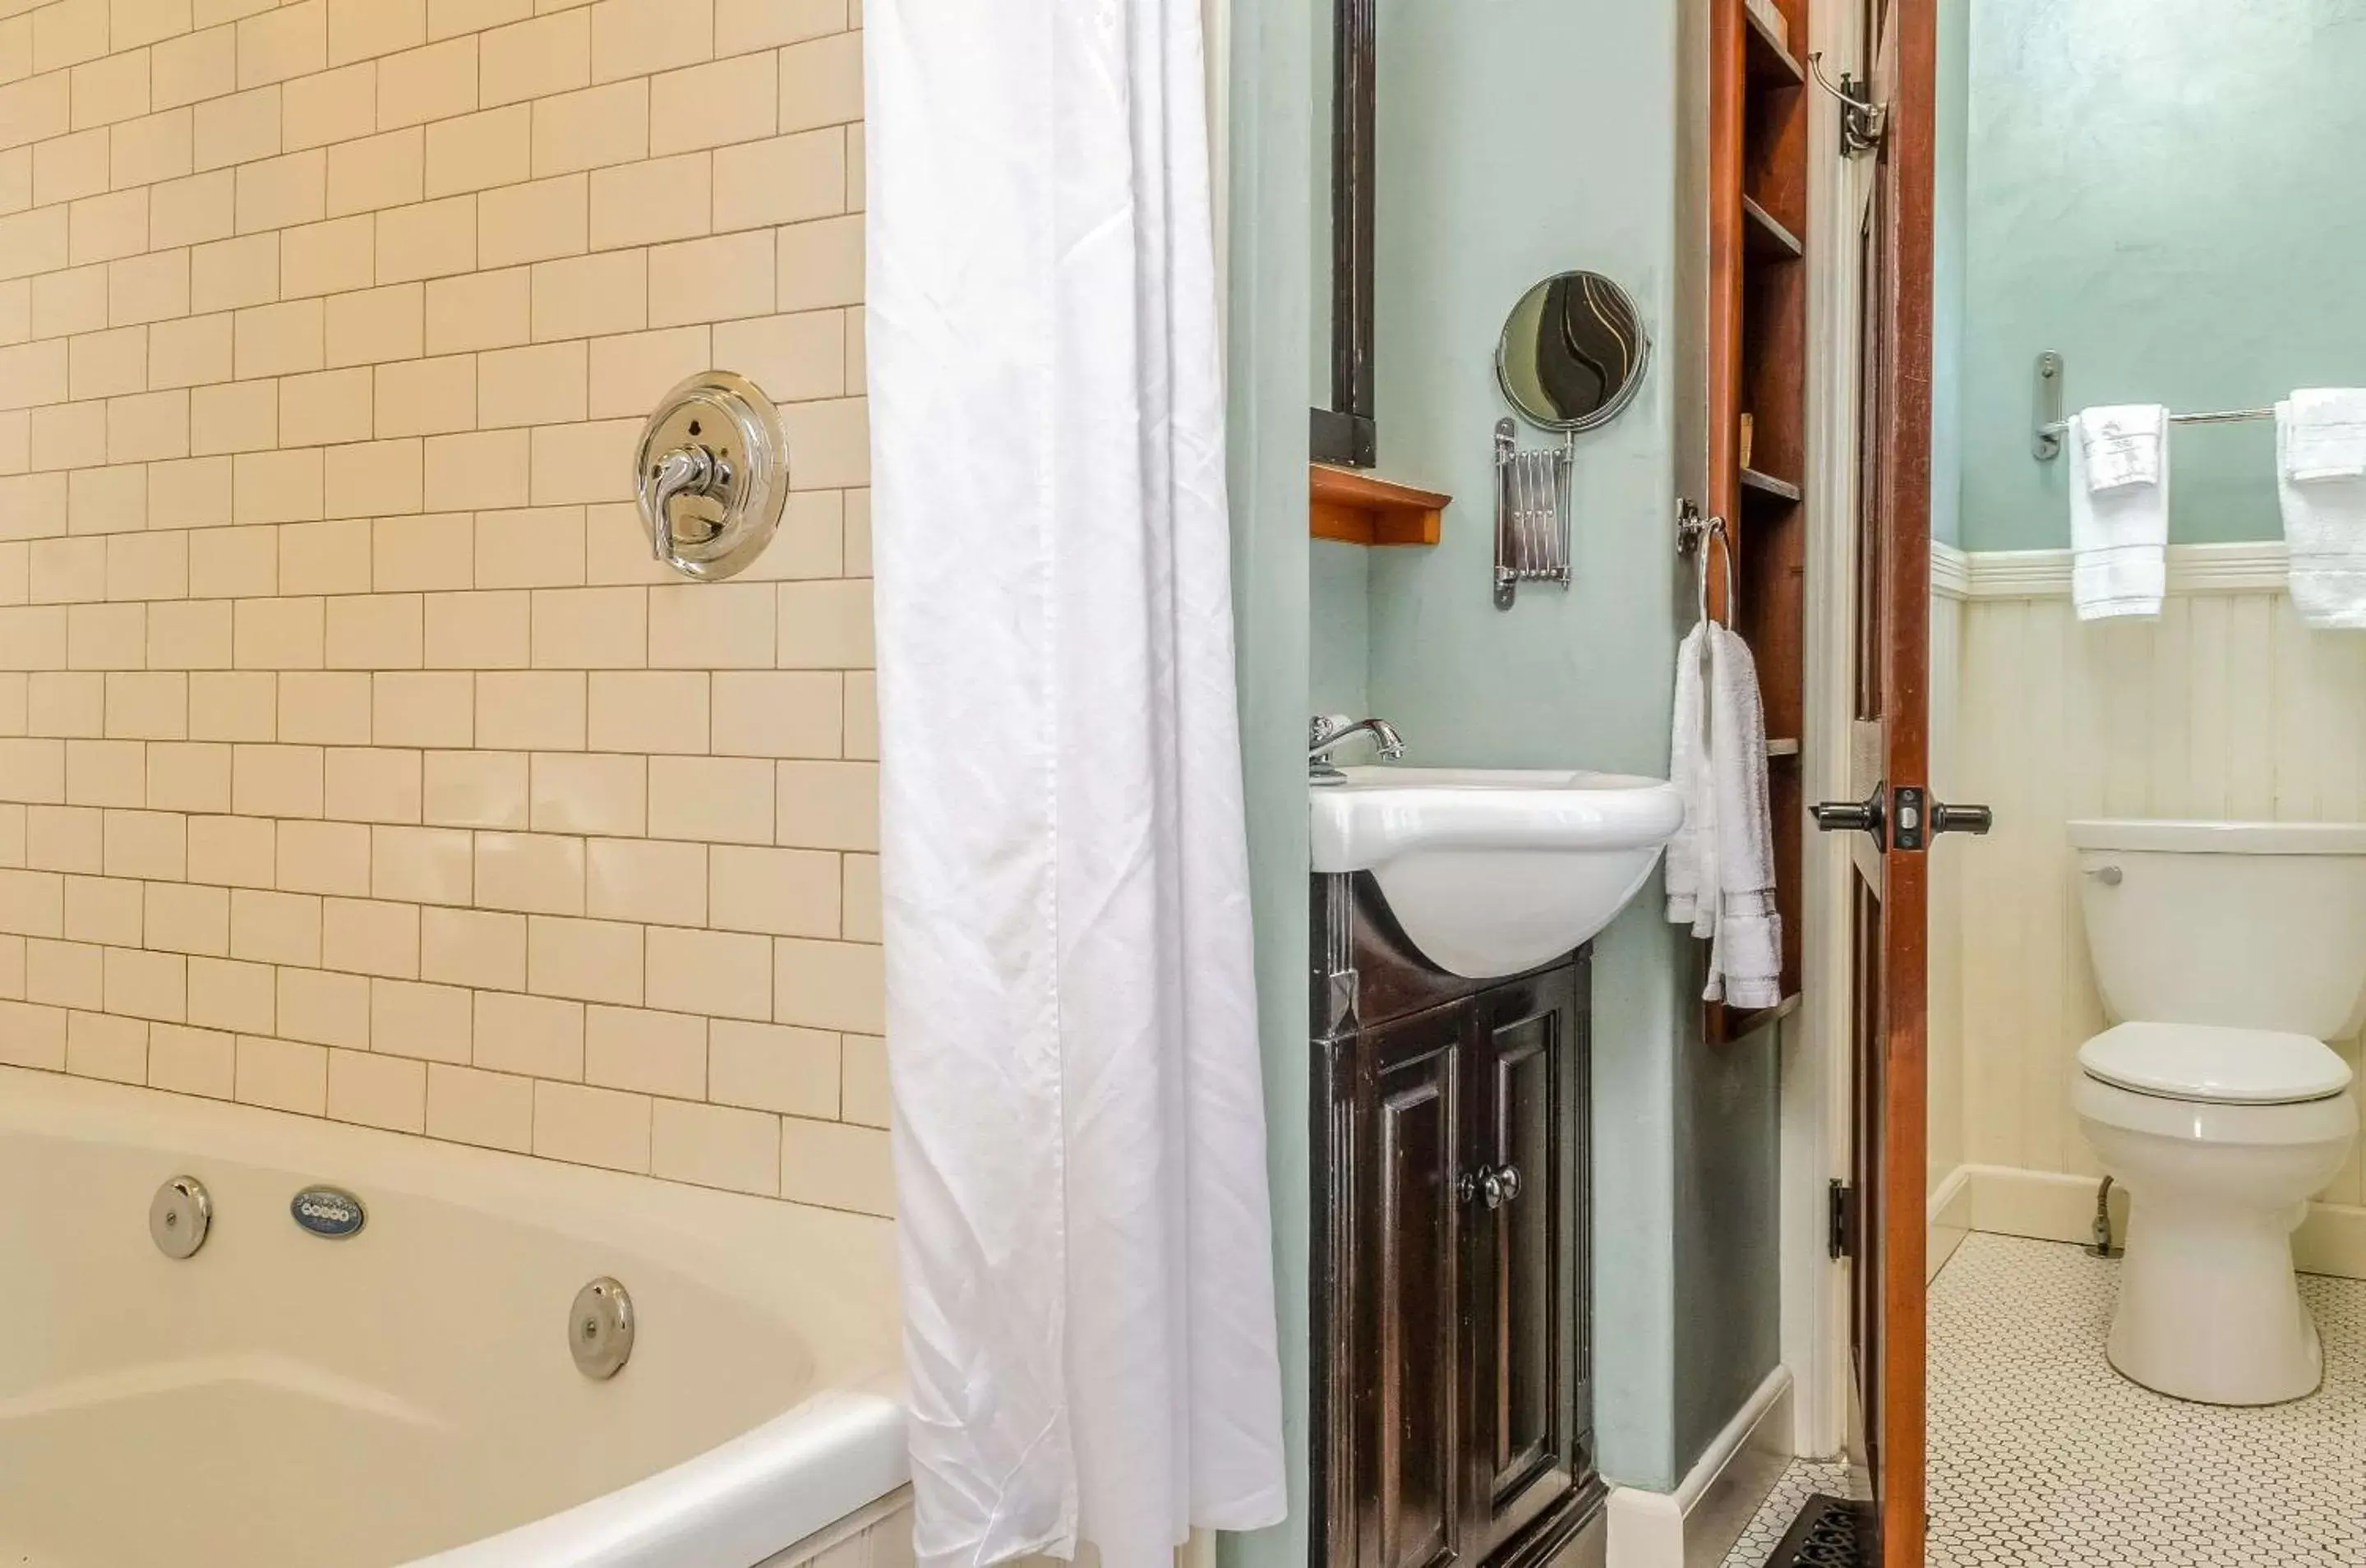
[1828, 1178, 1856, 1260]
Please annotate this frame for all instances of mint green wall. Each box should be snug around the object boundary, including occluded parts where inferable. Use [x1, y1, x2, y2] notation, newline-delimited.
[1331, 0, 1779, 1493]
[1311, 540, 1371, 717]
[1958, 0, 2366, 551]
[1930, 0, 1969, 548]
[1222, 0, 1313, 1564]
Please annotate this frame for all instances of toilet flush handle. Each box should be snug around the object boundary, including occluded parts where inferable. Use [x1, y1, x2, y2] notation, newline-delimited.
[2086, 865, 2123, 887]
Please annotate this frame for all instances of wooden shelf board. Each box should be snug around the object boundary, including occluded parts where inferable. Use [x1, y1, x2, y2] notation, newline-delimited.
[1742, 195, 1804, 259]
[1727, 992, 1806, 1035]
[1740, 466, 1803, 502]
[1744, 6, 1806, 86]
[1310, 463, 1451, 547]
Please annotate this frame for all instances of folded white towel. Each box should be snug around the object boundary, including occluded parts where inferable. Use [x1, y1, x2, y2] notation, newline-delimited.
[2078, 403, 2166, 494]
[2284, 387, 2366, 483]
[1704, 624, 1780, 1008]
[2069, 406, 2170, 621]
[2277, 399, 2366, 630]
[1666, 621, 1714, 937]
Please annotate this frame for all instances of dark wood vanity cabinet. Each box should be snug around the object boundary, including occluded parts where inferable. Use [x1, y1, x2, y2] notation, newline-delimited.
[1317, 877, 1600, 1568]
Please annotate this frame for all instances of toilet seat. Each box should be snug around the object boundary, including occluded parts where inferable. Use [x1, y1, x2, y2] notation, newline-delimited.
[2078, 1021, 2353, 1106]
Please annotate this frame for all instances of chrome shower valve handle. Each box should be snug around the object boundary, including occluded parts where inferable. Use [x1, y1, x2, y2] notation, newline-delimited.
[633, 371, 790, 582]
[645, 444, 732, 562]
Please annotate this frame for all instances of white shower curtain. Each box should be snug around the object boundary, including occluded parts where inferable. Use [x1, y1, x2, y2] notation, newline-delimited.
[862, 0, 1288, 1565]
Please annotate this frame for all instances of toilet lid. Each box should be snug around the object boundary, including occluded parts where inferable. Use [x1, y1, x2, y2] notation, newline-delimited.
[2078, 1022, 2354, 1105]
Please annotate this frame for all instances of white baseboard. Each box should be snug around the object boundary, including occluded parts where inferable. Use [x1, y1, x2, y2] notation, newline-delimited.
[1958, 1164, 2366, 1280]
[1926, 1164, 1973, 1281]
[1606, 1367, 1793, 1568]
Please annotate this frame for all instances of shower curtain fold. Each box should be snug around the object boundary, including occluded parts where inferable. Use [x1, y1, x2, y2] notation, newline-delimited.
[862, 1, 1288, 1565]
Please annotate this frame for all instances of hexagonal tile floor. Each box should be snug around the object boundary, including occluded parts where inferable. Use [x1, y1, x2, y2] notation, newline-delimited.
[1723, 1233, 2366, 1566]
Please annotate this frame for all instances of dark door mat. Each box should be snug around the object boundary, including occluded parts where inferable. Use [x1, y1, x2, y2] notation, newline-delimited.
[1765, 1494, 1874, 1568]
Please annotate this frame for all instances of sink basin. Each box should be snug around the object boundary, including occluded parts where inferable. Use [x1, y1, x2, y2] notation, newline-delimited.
[1311, 767, 1685, 979]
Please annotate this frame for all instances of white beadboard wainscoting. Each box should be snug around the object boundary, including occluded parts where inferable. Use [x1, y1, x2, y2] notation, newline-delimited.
[1927, 542, 2366, 1280]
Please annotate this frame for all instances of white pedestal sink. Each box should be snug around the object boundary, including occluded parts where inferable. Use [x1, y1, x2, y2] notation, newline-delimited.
[1310, 767, 1685, 979]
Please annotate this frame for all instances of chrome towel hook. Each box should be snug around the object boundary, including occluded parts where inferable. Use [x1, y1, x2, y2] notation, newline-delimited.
[1806, 53, 1886, 156]
[1676, 500, 1732, 628]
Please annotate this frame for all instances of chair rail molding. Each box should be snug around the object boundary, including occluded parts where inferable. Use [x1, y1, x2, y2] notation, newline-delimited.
[1930, 539, 2292, 601]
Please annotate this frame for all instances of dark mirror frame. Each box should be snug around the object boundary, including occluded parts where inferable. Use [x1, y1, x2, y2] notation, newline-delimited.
[1312, 0, 1377, 469]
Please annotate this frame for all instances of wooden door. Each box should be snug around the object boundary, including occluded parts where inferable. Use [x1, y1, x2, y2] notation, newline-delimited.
[1351, 999, 1477, 1568]
[1808, 1, 1944, 1564]
[1469, 966, 1590, 1562]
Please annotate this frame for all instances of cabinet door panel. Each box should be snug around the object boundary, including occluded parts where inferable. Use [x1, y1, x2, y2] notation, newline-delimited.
[1355, 1003, 1473, 1568]
[1473, 967, 1584, 1558]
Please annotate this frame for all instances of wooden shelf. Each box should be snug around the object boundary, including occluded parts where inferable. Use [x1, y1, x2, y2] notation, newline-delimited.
[1708, 0, 1813, 1032]
[1740, 466, 1802, 502]
[1743, 196, 1803, 259]
[1728, 992, 1806, 1035]
[1744, 6, 1806, 85]
[1309, 463, 1451, 547]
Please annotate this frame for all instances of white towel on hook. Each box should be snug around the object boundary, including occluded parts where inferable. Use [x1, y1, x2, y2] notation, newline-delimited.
[1667, 618, 1781, 1008]
[2277, 397, 2366, 629]
[1704, 624, 1781, 1008]
[1665, 620, 1715, 938]
[2069, 405, 2170, 620]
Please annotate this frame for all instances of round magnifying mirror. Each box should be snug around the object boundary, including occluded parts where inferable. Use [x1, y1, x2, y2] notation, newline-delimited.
[1495, 271, 1652, 433]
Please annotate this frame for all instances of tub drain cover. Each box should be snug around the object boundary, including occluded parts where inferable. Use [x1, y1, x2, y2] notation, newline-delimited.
[150, 1175, 212, 1259]
[570, 1276, 634, 1380]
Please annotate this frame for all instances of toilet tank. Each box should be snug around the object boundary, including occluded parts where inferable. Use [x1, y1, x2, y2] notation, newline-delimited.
[2070, 819, 2366, 1040]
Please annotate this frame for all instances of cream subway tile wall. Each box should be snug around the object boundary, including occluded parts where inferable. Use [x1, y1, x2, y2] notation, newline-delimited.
[0, 0, 887, 1220]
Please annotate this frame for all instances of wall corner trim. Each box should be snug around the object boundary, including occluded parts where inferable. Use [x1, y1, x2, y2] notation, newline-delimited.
[1931, 540, 2292, 602]
[1926, 1163, 1974, 1282]
[1606, 1367, 1795, 1568]
[1930, 541, 1972, 600]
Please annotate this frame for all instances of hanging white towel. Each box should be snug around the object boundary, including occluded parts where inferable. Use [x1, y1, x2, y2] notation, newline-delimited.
[1704, 625, 1782, 1008]
[2076, 402, 2165, 493]
[2069, 405, 2170, 620]
[2277, 396, 2366, 629]
[865, 0, 1288, 1561]
[2283, 387, 2366, 483]
[1667, 621, 1780, 1008]
[1665, 620, 1713, 937]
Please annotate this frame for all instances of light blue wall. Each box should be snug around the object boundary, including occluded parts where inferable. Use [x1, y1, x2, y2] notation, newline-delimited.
[1326, 0, 1779, 1492]
[1930, 0, 1969, 548]
[1310, 540, 1370, 717]
[1958, 0, 2366, 551]
[1220, 1, 1313, 1566]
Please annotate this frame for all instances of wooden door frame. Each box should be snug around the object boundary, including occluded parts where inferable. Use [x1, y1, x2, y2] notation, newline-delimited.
[1786, 8, 1939, 1536]
[1866, 7, 1939, 1559]
[1785, 0, 1872, 1464]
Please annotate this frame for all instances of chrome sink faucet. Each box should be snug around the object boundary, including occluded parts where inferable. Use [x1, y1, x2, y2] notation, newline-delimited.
[1310, 716, 1405, 784]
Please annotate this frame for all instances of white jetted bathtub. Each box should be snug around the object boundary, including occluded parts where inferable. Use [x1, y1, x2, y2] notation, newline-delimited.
[0, 1068, 909, 1568]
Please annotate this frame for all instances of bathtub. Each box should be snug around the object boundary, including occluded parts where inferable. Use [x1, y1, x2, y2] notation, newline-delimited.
[0, 1067, 909, 1568]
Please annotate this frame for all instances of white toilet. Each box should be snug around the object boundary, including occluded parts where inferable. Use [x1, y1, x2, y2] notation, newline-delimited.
[2070, 819, 2365, 1405]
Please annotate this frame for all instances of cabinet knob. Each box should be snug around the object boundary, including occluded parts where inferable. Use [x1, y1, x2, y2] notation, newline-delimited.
[1474, 1164, 1523, 1209]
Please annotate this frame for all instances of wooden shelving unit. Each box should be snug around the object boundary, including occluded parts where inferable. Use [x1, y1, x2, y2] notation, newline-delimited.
[1308, 463, 1451, 547]
[1709, 0, 1810, 1026]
